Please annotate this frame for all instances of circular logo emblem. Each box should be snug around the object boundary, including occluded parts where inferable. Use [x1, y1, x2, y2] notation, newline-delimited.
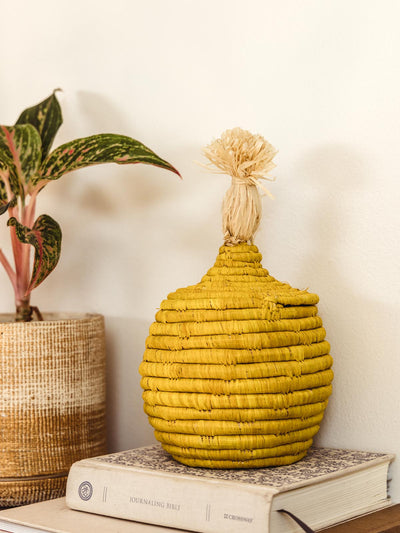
[78, 481, 93, 501]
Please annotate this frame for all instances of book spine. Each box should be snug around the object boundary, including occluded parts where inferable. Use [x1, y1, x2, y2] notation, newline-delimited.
[66, 463, 272, 533]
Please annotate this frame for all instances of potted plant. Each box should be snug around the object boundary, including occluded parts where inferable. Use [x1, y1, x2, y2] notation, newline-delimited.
[0, 90, 180, 507]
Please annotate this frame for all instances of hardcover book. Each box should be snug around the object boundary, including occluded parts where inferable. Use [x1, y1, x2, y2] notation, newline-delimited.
[1, 500, 400, 533]
[65, 444, 394, 533]
[0, 497, 178, 532]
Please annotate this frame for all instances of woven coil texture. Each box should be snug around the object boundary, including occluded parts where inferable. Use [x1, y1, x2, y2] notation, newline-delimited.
[140, 244, 333, 469]
[0, 313, 107, 507]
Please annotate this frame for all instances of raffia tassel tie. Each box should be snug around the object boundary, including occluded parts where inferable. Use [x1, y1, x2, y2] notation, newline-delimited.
[202, 127, 277, 246]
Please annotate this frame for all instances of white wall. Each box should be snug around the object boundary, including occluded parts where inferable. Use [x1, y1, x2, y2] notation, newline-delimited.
[1, 0, 400, 501]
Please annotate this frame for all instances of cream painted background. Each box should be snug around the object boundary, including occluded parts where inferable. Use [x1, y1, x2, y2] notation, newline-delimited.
[1, 0, 399, 501]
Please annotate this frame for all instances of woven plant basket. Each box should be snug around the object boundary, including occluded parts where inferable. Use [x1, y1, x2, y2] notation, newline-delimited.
[140, 129, 333, 469]
[0, 313, 107, 507]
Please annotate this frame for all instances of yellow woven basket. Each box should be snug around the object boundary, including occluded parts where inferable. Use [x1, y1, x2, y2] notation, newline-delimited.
[140, 129, 333, 468]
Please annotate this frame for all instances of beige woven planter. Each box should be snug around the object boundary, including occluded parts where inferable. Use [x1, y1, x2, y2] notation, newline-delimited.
[0, 313, 107, 507]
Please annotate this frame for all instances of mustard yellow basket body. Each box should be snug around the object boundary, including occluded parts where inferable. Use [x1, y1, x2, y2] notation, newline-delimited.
[140, 243, 333, 468]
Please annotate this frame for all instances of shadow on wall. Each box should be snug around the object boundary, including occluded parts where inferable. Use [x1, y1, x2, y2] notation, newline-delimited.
[53, 90, 183, 216]
[105, 316, 155, 453]
[297, 144, 399, 450]
[295, 143, 369, 291]
[76, 91, 132, 134]
[101, 145, 399, 472]
[37, 93, 224, 320]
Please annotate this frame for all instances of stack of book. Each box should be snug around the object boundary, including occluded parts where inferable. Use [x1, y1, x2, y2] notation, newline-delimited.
[0, 444, 396, 533]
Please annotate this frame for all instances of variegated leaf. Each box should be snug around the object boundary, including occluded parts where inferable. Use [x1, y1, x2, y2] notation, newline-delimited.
[0, 163, 8, 201]
[0, 124, 42, 188]
[7, 214, 62, 293]
[36, 133, 180, 185]
[0, 199, 10, 215]
[16, 90, 62, 159]
[0, 197, 16, 216]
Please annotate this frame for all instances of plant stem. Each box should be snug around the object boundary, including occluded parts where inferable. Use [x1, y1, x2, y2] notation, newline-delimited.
[10, 205, 30, 301]
[0, 249, 17, 292]
[24, 187, 39, 227]
[20, 196, 35, 296]
[0, 171, 30, 313]
[15, 296, 33, 322]
[1, 169, 35, 320]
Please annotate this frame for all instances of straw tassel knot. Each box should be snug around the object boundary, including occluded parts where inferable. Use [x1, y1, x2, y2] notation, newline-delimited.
[203, 128, 277, 246]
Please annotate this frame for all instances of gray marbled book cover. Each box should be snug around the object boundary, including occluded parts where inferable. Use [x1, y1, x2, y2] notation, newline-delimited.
[93, 445, 393, 490]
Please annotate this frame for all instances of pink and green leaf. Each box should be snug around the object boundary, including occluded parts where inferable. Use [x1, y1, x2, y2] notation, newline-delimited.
[16, 90, 62, 159]
[7, 214, 62, 293]
[0, 196, 16, 216]
[35, 133, 180, 185]
[0, 124, 42, 190]
[0, 164, 8, 201]
[0, 199, 11, 215]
